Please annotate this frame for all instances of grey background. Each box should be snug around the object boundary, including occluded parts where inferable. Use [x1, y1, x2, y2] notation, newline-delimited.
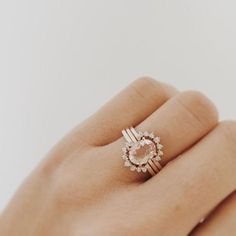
[0, 0, 236, 210]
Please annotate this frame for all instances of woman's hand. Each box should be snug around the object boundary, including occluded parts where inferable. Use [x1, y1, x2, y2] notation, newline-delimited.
[0, 78, 235, 236]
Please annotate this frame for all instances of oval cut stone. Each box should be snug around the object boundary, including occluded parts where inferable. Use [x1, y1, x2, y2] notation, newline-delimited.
[129, 139, 156, 165]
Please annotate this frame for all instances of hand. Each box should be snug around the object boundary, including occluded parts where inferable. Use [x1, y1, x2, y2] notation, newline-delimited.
[0, 78, 235, 236]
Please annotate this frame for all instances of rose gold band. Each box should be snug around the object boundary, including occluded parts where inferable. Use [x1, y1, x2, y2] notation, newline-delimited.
[153, 159, 162, 170]
[146, 164, 155, 176]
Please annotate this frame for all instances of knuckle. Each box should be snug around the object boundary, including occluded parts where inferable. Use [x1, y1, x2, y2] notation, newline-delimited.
[177, 90, 218, 127]
[130, 77, 161, 101]
[50, 158, 88, 206]
[132, 77, 159, 95]
[133, 76, 158, 88]
[51, 165, 76, 205]
[131, 76, 174, 102]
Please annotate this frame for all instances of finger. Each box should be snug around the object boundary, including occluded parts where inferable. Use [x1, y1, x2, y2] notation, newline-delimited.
[77, 77, 177, 146]
[45, 78, 177, 169]
[104, 90, 218, 182]
[191, 191, 236, 236]
[140, 121, 236, 236]
[43, 78, 177, 190]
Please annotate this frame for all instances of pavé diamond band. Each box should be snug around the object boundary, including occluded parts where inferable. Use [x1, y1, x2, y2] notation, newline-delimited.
[121, 127, 163, 176]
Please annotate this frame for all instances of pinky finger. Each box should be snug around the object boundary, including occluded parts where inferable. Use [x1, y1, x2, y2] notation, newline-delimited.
[191, 191, 236, 236]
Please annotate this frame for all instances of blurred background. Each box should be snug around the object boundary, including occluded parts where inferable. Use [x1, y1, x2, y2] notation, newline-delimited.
[0, 0, 236, 210]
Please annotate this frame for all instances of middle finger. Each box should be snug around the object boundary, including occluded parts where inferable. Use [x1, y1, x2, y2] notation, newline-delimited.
[140, 121, 236, 235]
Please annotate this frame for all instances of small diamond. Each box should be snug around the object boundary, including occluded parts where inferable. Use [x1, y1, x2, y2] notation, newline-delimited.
[157, 144, 163, 149]
[139, 131, 143, 136]
[155, 156, 161, 161]
[122, 147, 127, 152]
[139, 140, 146, 146]
[149, 133, 155, 138]
[122, 154, 127, 160]
[136, 133, 141, 140]
[159, 151, 164, 156]
[144, 131, 149, 136]
[137, 167, 141, 172]
[130, 166, 136, 171]
[124, 161, 131, 167]
[141, 167, 147, 172]
[154, 137, 160, 143]
[126, 143, 131, 148]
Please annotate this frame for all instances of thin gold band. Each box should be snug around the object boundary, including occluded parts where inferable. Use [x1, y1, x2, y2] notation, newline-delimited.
[126, 128, 137, 143]
[153, 159, 162, 170]
[148, 160, 160, 173]
[146, 164, 155, 176]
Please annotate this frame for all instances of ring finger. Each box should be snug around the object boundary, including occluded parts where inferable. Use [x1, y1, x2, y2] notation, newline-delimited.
[140, 121, 236, 235]
[102, 90, 218, 183]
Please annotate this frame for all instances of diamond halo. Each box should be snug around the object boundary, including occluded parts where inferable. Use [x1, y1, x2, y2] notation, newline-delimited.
[122, 130, 163, 173]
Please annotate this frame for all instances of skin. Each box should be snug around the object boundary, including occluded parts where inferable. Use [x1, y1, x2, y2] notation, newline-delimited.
[0, 77, 236, 236]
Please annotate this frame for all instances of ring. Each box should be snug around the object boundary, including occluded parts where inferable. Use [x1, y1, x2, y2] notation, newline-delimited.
[121, 127, 163, 176]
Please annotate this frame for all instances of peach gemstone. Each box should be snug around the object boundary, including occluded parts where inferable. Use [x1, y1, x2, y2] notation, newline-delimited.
[130, 139, 156, 165]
